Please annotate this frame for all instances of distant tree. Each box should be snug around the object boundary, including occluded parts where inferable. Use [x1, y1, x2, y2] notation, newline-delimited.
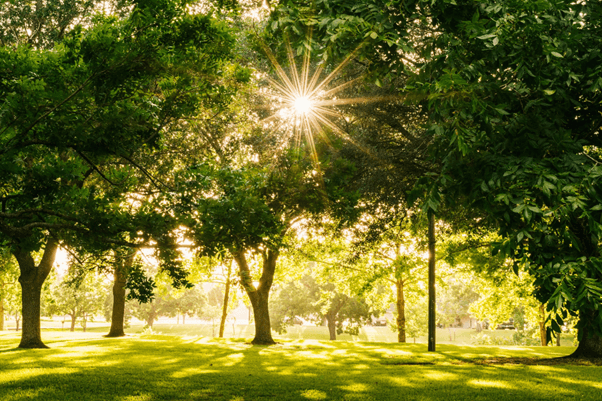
[0, 250, 20, 331]
[436, 276, 479, 342]
[160, 286, 207, 325]
[271, 274, 374, 340]
[47, 267, 105, 332]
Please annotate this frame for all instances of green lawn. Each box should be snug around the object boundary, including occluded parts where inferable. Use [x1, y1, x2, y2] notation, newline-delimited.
[68, 322, 574, 346]
[1, 330, 600, 401]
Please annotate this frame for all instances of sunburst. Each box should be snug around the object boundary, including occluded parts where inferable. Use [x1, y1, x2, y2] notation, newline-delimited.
[258, 34, 392, 166]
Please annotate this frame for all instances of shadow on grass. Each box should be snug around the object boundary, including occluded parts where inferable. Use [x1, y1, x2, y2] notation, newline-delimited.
[1, 334, 600, 401]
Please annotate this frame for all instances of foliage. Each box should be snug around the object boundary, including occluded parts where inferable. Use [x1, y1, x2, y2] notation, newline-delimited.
[270, 0, 602, 346]
[0, 0, 235, 272]
[46, 267, 105, 331]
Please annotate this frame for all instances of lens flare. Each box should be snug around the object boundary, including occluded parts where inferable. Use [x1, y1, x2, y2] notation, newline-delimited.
[293, 96, 313, 115]
[258, 31, 396, 169]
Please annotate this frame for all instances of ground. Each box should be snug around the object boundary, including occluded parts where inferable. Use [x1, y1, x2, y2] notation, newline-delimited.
[0, 326, 599, 400]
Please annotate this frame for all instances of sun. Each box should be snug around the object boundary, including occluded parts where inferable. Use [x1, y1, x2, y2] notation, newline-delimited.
[258, 33, 394, 167]
[293, 96, 313, 116]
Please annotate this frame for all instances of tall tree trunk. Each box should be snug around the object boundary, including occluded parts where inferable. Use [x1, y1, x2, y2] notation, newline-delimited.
[219, 260, 232, 338]
[14, 238, 58, 348]
[233, 249, 277, 345]
[427, 212, 436, 352]
[70, 313, 76, 332]
[396, 278, 406, 343]
[539, 304, 547, 347]
[106, 253, 133, 337]
[327, 314, 336, 340]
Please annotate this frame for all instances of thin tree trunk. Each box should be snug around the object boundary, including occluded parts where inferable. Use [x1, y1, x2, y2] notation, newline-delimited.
[427, 212, 436, 352]
[14, 238, 58, 348]
[219, 260, 232, 338]
[233, 249, 277, 345]
[0, 283, 4, 331]
[396, 278, 406, 343]
[15, 313, 20, 331]
[182, 314, 185, 324]
[539, 304, 547, 346]
[106, 253, 133, 337]
[70, 313, 76, 332]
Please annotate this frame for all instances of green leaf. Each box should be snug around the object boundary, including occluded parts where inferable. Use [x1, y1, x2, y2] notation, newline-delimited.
[544, 89, 555, 95]
[550, 52, 563, 58]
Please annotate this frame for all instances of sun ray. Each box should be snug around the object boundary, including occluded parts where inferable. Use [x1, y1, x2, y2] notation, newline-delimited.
[307, 41, 367, 98]
[257, 29, 395, 175]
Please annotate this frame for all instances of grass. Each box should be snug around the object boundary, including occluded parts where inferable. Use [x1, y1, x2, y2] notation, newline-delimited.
[1, 329, 600, 401]
[69, 322, 574, 346]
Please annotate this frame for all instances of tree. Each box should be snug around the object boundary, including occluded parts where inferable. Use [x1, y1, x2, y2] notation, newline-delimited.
[347, 212, 429, 343]
[0, 0, 235, 348]
[177, 151, 340, 344]
[0, 251, 20, 331]
[48, 267, 105, 332]
[272, 0, 602, 358]
[105, 250, 136, 337]
[0, 250, 19, 331]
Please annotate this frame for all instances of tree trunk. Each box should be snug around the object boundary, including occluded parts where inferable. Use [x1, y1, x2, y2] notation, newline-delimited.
[14, 238, 58, 348]
[396, 278, 406, 343]
[0, 286, 4, 331]
[106, 253, 133, 337]
[219, 261, 232, 338]
[233, 249, 277, 345]
[15, 313, 20, 331]
[327, 314, 337, 340]
[539, 304, 547, 347]
[427, 212, 436, 352]
[569, 312, 602, 358]
[182, 314, 185, 324]
[70, 313, 76, 332]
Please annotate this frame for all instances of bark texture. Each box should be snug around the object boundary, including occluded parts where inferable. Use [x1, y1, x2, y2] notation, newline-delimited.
[396, 278, 406, 343]
[14, 238, 58, 348]
[233, 249, 277, 345]
[106, 254, 133, 337]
